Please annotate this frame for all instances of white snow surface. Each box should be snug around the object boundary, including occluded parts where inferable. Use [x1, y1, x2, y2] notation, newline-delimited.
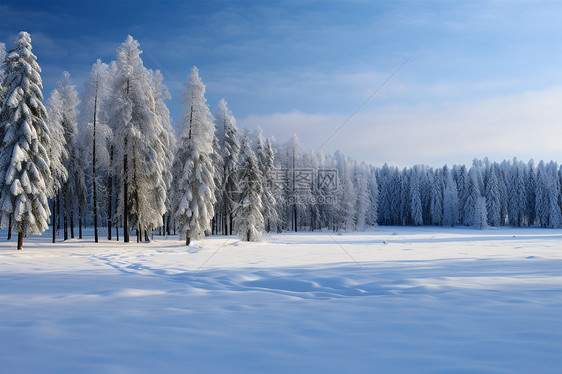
[1, 226, 562, 373]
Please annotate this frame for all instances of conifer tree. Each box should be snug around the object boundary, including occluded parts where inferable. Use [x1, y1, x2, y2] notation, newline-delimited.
[442, 167, 459, 226]
[46, 85, 69, 243]
[80, 60, 112, 243]
[171, 66, 216, 245]
[216, 98, 239, 235]
[256, 130, 278, 232]
[234, 137, 264, 241]
[0, 32, 51, 249]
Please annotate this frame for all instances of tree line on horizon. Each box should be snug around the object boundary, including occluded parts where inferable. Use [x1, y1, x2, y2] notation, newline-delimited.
[0, 32, 561, 249]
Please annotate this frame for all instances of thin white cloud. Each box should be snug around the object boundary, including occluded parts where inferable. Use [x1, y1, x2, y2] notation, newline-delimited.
[239, 86, 562, 168]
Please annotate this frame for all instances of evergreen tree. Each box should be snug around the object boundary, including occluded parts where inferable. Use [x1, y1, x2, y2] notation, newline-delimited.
[234, 137, 264, 241]
[54, 72, 85, 240]
[463, 167, 481, 226]
[80, 60, 112, 242]
[442, 167, 459, 226]
[256, 131, 278, 232]
[108, 36, 170, 242]
[409, 168, 423, 226]
[216, 98, 239, 235]
[485, 165, 502, 226]
[0, 42, 6, 106]
[46, 85, 69, 243]
[171, 66, 216, 245]
[0, 32, 51, 249]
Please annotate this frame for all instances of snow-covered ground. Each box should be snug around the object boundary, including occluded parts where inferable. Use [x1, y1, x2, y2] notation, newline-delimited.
[1, 226, 562, 373]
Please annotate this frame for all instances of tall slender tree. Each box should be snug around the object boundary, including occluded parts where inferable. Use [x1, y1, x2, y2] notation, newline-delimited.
[0, 32, 51, 249]
[171, 66, 216, 245]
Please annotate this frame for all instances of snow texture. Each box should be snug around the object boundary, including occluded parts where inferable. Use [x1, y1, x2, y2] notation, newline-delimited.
[1, 226, 562, 373]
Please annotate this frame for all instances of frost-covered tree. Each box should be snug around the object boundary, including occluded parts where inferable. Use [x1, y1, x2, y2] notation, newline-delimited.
[463, 167, 481, 226]
[352, 161, 370, 230]
[474, 195, 488, 230]
[0, 32, 51, 249]
[410, 167, 423, 226]
[216, 98, 239, 235]
[442, 167, 459, 226]
[256, 130, 278, 232]
[171, 66, 216, 245]
[54, 72, 85, 240]
[46, 86, 69, 243]
[108, 36, 170, 242]
[0, 42, 6, 106]
[365, 165, 379, 226]
[151, 69, 176, 238]
[485, 165, 502, 226]
[80, 60, 112, 242]
[430, 169, 444, 225]
[234, 137, 264, 241]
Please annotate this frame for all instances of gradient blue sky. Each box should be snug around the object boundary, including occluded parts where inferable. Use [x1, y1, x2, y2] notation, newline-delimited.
[2, 1, 562, 167]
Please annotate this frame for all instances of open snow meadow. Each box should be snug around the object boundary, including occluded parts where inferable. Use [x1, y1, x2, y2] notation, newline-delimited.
[1, 227, 562, 373]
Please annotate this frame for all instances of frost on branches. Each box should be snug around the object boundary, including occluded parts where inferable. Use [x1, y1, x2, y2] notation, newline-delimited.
[171, 66, 216, 245]
[108, 36, 171, 242]
[0, 32, 51, 249]
[234, 137, 264, 242]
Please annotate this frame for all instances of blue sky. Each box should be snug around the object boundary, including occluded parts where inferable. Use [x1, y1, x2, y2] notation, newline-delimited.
[2, 1, 562, 167]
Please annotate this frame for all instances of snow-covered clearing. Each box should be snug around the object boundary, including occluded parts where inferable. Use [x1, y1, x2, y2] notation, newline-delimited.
[1, 227, 562, 373]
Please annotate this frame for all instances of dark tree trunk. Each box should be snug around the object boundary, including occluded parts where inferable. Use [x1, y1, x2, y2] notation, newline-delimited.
[93, 93, 99, 243]
[144, 230, 149, 242]
[78, 208, 83, 239]
[7, 215, 12, 240]
[107, 148, 113, 240]
[52, 198, 56, 243]
[17, 231, 23, 250]
[137, 228, 140, 243]
[123, 136, 129, 243]
[70, 215, 75, 239]
[186, 232, 190, 246]
[64, 213, 68, 241]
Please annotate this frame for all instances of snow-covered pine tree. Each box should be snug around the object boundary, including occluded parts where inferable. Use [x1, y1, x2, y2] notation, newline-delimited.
[442, 166, 459, 226]
[53, 72, 85, 240]
[430, 168, 444, 225]
[234, 136, 264, 241]
[0, 32, 51, 249]
[256, 130, 278, 232]
[0, 42, 6, 106]
[485, 165, 502, 226]
[46, 86, 69, 243]
[150, 69, 176, 238]
[334, 150, 355, 231]
[352, 161, 370, 231]
[108, 36, 170, 242]
[409, 168, 423, 226]
[463, 167, 481, 226]
[171, 66, 216, 245]
[474, 195, 488, 230]
[216, 98, 239, 235]
[80, 60, 112, 242]
[365, 164, 379, 226]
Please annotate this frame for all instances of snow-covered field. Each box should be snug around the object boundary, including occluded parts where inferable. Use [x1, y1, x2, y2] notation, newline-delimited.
[1, 226, 562, 373]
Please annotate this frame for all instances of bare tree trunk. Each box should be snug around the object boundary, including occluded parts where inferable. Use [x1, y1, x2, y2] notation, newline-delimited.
[107, 147, 113, 240]
[78, 208, 83, 239]
[144, 230, 149, 242]
[186, 230, 190, 246]
[52, 198, 56, 243]
[123, 136, 129, 243]
[7, 215, 12, 240]
[64, 212, 68, 241]
[70, 214, 75, 239]
[17, 231, 23, 250]
[93, 93, 99, 243]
